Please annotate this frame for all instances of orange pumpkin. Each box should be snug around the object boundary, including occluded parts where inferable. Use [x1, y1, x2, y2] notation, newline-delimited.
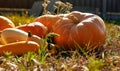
[17, 22, 47, 38]
[0, 16, 15, 31]
[34, 14, 65, 33]
[53, 11, 106, 50]
[0, 41, 39, 55]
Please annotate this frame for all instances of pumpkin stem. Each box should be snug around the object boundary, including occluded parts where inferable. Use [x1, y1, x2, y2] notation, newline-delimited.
[28, 31, 32, 37]
[26, 32, 32, 43]
[45, 32, 59, 44]
[68, 14, 79, 24]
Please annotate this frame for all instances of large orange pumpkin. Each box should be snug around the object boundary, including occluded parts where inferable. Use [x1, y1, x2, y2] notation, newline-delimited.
[17, 22, 47, 38]
[53, 11, 106, 50]
[0, 16, 15, 31]
[34, 14, 67, 33]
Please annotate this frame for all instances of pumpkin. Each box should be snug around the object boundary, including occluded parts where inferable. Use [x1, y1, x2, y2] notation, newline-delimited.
[34, 14, 65, 32]
[53, 11, 106, 50]
[0, 28, 44, 45]
[0, 16, 15, 31]
[17, 22, 47, 38]
[0, 41, 39, 55]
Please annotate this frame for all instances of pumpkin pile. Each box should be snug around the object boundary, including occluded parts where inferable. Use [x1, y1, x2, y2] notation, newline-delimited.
[0, 11, 106, 55]
[0, 16, 47, 55]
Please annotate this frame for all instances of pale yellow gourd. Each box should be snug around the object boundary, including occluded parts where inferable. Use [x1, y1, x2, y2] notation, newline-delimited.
[0, 28, 44, 45]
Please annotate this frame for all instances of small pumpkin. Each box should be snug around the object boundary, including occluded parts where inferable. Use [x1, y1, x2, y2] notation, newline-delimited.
[17, 22, 47, 38]
[0, 16, 15, 31]
[0, 41, 39, 55]
[53, 11, 106, 50]
[34, 14, 64, 32]
[0, 28, 44, 45]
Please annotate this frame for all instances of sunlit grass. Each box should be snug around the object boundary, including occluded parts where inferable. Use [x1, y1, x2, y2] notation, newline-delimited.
[2, 13, 35, 26]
